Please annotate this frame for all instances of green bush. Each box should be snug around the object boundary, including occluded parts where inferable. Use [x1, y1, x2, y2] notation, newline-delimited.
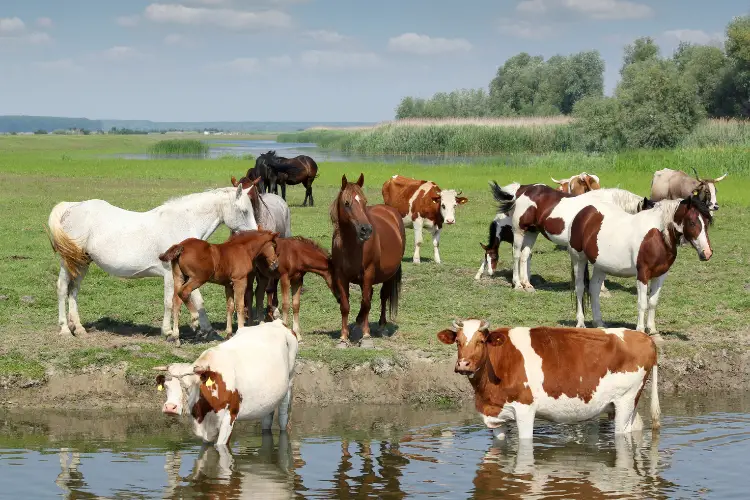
[149, 139, 209, 156]
[572, 96, 624, 152]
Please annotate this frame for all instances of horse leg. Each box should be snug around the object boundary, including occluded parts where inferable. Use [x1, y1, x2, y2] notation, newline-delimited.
[281, 182, 287, 202]
[646, 274, 668, 339]
[378, 279, 390, 331]
[187, 288, 212, 334]
[265, 278, 279, 321]
[336, 280, 351, 348]
[520, 232, 538, 291]
[56, 265, 74, 336]
[254, 273, 268, 324]
[184, 296, 201, 331]
[431, 226, 442, 264]
[233, 277, 248, 330]
[225, 285, 234, 337]
[635, 278, 649, 333]
[412, 218, 424, 264]
[511, 230, 525, 290]
[291, 279, 302, 338]
[356, 278, 374, 349]
[590, 268, 607, 328]
[280, 275, 291, 328]
[571, 254, 587, 328]
[66, 264, 89, 334]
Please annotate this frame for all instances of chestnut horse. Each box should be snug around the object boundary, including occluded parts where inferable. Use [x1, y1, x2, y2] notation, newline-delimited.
[254, 236, 334, 338]
[330, 174, 406, 348]
[261, 150, 319, 207]
[158, 230, 279, 344]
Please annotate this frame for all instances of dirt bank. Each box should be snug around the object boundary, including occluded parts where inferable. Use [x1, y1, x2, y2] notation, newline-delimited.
[2, 342, 748, 410]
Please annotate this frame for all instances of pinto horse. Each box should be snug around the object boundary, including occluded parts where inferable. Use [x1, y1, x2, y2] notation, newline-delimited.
[158, 230, 280, 344]
[261, 150, 319, 206]
[491, 183, 655, 291]
[568, 196, 713, 337]
[330, 174, 406, 348]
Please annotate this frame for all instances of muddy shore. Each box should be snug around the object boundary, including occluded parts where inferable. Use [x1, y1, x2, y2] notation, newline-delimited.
[2, 342, 748, 410]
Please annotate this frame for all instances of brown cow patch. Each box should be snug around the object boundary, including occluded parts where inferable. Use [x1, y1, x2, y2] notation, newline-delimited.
[636, 228, 677, 285]
[569, 205, 604, 263]
[194, 370, 243, 424]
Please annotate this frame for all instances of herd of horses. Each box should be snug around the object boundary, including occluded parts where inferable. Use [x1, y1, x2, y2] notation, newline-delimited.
[46, 157, 725, 349]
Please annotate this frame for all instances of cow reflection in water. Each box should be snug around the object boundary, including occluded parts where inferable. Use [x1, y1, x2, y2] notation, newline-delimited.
[472, 431, 674, 499]
[163, 432, 303, 499]
[55, 449, 86, 498]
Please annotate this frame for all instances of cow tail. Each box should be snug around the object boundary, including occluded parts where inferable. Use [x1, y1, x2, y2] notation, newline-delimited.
[159, 244, 183, 263]
[388, 265, 402, 322]
[650, 364, 661, 430]
[47, 202, 91, 279]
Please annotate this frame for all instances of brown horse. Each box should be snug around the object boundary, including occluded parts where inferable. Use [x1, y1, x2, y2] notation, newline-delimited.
[253, 236, 334, 339]
[158, 230, 279, 344]
[261, 151, 319, 207]
[330, 174, 406, 348]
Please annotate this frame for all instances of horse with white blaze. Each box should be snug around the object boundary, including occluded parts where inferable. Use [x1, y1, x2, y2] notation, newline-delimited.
[154, 319, 298, 446]
[438, 319, 660, 440]
[47, 185, 258, 338]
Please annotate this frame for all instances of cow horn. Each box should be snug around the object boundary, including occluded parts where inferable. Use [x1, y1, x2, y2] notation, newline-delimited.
[479, 319, 490, 332]
[451, 319, 463, 332]
[691, 167, 701, 181]
[152, 366, 168, 372]
[551, 177, 563, 184]
[715, 173, 727, 182]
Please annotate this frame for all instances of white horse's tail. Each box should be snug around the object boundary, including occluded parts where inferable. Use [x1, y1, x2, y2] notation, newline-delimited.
[47, 202, 90, 279]
[650, 364, 661, 430]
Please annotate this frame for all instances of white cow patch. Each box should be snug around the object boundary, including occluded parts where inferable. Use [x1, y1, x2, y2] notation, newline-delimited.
[708, 183, 717, 209]
[407, 182, 436, 217]
[605, 328, 627, 341]
[392, 174, 398, 179]
[461, 319, 482, 345]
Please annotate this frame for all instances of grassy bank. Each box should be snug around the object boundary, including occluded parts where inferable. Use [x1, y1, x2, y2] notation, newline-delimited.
[278, 118, 750, 156]
[0, 136, 748, 393]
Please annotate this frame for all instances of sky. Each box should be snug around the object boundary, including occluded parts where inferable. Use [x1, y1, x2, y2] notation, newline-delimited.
[0, 0, 747, 122]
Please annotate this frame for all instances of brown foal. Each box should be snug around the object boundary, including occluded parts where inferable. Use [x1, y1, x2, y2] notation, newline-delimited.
[253, 236, 334, 338]
[158, 230, 279, 340]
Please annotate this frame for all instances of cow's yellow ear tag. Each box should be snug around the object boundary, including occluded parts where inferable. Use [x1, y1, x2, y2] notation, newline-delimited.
[157, 385, 163, 391]
[206, 377, 214, 387]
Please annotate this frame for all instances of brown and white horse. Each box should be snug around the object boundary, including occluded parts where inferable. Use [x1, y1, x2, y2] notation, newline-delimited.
[491, 182, 655, 291]
[568, 196, 713, 337]
[330, 174, 406, 348]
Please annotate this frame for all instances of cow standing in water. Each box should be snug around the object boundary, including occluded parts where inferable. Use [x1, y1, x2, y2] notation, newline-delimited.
[438, 319, 661, 440]
[382, 175, 468, 264]
[650, 167, 726, 211]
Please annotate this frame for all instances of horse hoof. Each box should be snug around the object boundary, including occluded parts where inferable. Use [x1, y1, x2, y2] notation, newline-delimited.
[335, 339, 349, 349]
[650, 333, 664, 344]
[359, 337, 374, 349]
[59, 328, 75, 337]
[166, 335, 181, 347]
[523, 285, 535, 293]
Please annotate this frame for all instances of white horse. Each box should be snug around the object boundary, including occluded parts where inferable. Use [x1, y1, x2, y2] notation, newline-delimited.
[47, 184, 258, 339]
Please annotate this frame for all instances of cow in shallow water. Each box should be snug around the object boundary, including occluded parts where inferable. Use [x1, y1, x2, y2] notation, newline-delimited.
[650, 167, 726, 212]
[551, 172, 601, 195]
[382, 175, 468, 264]
[154, 319, 297, 446]
[438, 319, 661, 440]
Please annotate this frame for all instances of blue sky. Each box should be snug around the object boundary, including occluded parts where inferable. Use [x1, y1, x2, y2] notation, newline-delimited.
[0, 0, 746, 122]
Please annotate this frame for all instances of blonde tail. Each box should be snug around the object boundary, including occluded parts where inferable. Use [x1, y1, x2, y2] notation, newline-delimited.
[650, 364, 661, 430]
[47, 202, 90, 279]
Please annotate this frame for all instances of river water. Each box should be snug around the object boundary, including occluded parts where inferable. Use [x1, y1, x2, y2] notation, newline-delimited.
[1, 393, 748, 498]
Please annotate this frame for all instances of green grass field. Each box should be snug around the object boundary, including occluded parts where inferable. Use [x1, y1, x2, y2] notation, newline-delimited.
[1, 135, 748, 385]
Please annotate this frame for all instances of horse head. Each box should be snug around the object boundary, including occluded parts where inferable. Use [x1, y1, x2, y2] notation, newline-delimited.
[675, 196, 713, 262]
[334, 173, 371, 242]
[257, 230, 280, 272]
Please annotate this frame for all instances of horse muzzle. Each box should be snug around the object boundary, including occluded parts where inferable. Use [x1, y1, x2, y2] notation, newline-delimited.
[270, 260, 279, 271]
[355, 223, 373, 242]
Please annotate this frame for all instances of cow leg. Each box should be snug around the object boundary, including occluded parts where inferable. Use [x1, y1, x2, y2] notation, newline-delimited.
[520, 232, 538, 291]
[511, 230, 525, 290]
[291, 279, 302, 337]
[412, 218, 424, 263]
[614, 396, 639, 434]
[261, 411, 275, 431]
[337, 280, 351, 348]
[278, 385, 293, 432]
[635, 279, 648, 332]
[67, 264, 89, 334]
[56, 265, 74, 336]
[431, 226, 442, 264]
[590, 267, 607, 328]
[224, 285, 234, 336]
[233, 277, 248, 330]
[215, 410, 235, 446]
[356, 278, 374, 348]
[514, 405, 537, 441]
[572, 254, 587, 328]
[646, 274, 668, 338]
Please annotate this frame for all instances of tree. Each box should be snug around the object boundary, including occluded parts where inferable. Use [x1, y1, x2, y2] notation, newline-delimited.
[674, 42, 730, 116]
[621, 37, 660, 74]
[616, 59, 703, 148]
[572, 96, 624, 152]
[722, 15, 750, 117]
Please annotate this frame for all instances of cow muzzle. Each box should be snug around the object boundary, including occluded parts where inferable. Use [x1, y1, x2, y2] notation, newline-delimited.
[445, 219, 455, 225]
[162, 403, 179, 415]
[455, 359, 476, 375]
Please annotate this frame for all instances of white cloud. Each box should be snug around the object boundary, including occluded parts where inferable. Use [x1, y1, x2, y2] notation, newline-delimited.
[33, 58, 84, 72]
[116, 15, 140, 27]
[305, 29, 347, 43]
[36, 17, 53, 28]
[300, 50, 381, 69]
[0, 17, 26, 35]
[26, 32, 52, 44]
[164, 33, 191, 46]
[497, 19, 555, 39]
[517, 0, 652, 21]
[144, 3, 292, 30]
[268, 54, 293, 67]
[387, 33, 472, 56]
[222, 57, 261, 73]
[96, 46, 150, 61]
[663, 29, 724, 46]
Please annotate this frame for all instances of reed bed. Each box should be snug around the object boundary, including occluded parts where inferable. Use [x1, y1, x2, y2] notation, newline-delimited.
[306, 116, 572, 132]
[149, 139, 209, 157]
[680, 118, 750, 148]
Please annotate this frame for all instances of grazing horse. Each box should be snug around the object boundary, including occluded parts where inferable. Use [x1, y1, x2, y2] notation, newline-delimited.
[230, 175, 292, 321]
[46, 186, 258, 338]
[330, 174, 406, 348]
[569, 196, 713, 337]
[262, 150, 319, 206]
[491, 182, 655, 291]
[474, 213, 514, 280]
[551, 172, 601, 195]
[650, 167, 727, 211]
[159, 230, 280, 343]
[248, 152, 277, 194]
[254, 236, 334, 338]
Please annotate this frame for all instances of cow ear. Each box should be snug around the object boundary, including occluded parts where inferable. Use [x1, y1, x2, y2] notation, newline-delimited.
[692, 189, 699, 196]
[437, 329, 457, 345]
[484, 329, 507, 346]
[341, 175, 348, 191]
[456, 197, 468, 205]
[431, 196, 441, 204]
[356, 173, 365, 187]
[155, 374, 165, 387]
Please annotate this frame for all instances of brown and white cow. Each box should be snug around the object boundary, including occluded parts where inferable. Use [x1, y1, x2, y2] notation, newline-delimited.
[154, 319, 297, 446]
[551, 172, 601, 196]
[438, 319, 660, 440]
[382, 175, 468, 264]
[650, 167, 726, 211]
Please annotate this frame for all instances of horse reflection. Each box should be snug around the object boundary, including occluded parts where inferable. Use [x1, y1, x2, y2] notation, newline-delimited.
[55, 449, 89, 499]
[163, 432, 298, 499]
[472, 431, 672, 499]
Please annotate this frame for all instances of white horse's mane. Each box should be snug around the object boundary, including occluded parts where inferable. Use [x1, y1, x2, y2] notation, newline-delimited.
[598, 188, 645, 215]
[653, 199, 683, 245]
[162, 187, 235, 208]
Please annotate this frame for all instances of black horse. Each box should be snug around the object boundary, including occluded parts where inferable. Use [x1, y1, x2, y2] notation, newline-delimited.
[260, 151, 319, 207]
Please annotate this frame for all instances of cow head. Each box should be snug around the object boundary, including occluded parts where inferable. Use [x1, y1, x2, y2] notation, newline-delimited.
[551, 173, 601, 196]
[691, 168, 727, 211]
[435, 189, 468, 225]
[154, 363, 198, 416]
[437, 319, 506, 376]
[674, 196, 714, 261]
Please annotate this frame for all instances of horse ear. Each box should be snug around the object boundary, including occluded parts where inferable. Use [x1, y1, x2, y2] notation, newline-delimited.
[341, 175, 348, 191]
[480, 242, 488, 251]
[230, 176, 238, 187]
[252, 177, 261, 187]
[356, 173, 365, 187]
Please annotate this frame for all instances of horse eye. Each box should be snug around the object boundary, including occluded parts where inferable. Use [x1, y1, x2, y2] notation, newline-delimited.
[344, 201, 351, 207]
